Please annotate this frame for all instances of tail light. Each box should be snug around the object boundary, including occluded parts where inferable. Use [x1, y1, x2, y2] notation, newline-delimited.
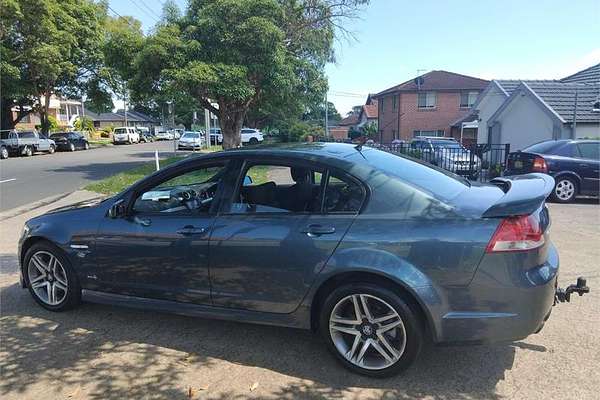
[486, 214, 545, 253]
[532, 156, 548, 173]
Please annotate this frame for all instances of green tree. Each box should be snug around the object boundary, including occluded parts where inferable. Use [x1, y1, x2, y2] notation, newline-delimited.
[0, 0, 104, 132]
[167, 0, 368, 148]
[84, 77, 113, 113]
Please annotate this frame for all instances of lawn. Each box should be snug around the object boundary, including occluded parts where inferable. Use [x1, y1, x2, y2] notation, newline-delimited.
[85, 156, 186, 195]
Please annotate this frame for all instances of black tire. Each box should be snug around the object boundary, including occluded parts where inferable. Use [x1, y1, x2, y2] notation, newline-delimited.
[69, 143, 76, 152]
[0, 146, 8, 159]
[48, 145, 55, 154]
[84, 141, 90, 150]
[23, 241, 81, 311]
[249, 137, 259, 145]
[551, 176, 578, 203]
[319, 283, 423, 377]
[23, 146, 33, 157]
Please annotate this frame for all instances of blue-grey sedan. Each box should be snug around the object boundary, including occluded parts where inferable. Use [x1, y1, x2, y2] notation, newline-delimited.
[18, 143, 586, 377]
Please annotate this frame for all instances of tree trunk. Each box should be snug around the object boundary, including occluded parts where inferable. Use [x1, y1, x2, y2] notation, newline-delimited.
[219, 103, 246, 149]
[39, 92, 51, 135]
[1, 99, 16, 130]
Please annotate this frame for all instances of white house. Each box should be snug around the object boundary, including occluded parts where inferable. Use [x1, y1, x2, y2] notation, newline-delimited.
[473, 64, 600, 150]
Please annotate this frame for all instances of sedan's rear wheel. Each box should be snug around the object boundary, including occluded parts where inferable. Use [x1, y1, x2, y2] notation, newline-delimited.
[69, 143, 76, 152]
[551, 177, 577, 203]
[84, 141, 90, 150]
[320, 283, 422, 377]
[24, 243, 81, 311]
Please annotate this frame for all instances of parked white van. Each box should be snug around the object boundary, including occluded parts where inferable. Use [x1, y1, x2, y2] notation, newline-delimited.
[113, 127, 140, 144]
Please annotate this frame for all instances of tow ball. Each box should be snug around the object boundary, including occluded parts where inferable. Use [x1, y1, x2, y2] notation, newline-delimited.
[555, 277, 590, 304]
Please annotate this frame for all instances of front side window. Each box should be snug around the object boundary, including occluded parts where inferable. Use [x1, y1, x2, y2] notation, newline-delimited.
[232, 163, 324, 213]
[460, 91, 479, 108]
[133, 164, 227, 214]
[417, 92, 436, 108]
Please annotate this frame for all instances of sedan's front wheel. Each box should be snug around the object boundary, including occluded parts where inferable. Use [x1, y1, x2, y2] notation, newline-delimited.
[320, 283, 423, 377]
[23, 242, 81, 311]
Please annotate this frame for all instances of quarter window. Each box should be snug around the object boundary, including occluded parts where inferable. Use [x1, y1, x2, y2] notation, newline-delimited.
[417, 92, 437, 108]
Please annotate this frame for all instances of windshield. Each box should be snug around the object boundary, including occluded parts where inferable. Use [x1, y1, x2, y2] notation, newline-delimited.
[114, 128, 127, 135]
[182, 132, 199, 139]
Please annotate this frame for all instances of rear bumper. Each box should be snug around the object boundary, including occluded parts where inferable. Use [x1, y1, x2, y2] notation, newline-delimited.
[436, 243, 559, 344]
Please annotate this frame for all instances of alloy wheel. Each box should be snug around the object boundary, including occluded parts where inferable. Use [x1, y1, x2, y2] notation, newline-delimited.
[555, 179, 575, 201]
[329, 294, 407, 370]
[69, 143, 75, 152]
[1, 147, 8, 159]
[27, 251, 69, 306]
[49, 145, 55, 154]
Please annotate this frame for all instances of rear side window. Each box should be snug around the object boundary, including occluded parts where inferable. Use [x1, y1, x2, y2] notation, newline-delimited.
[577, 143, 600, 160]
[323, 173, 364, 213]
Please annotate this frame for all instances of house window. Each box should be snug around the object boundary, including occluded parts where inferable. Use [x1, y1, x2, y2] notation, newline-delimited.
[392, 129, 397, 140]
[380, 97, 384, 113]
[460, 91, 479, 108]
[392, 95, 398, 110]
[413, 130, 445, 138]
[417, 92, 436, 108]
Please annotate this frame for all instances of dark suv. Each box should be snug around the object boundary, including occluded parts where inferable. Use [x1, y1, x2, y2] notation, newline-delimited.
[505, 139, 600, 203]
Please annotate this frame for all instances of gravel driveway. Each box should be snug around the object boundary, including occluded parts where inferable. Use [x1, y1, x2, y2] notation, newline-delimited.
[1, 195, 598, 400]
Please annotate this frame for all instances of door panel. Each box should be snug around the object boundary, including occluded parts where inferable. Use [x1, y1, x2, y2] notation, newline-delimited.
[95, 214, 213, 304]
[209, 213, 354, 313]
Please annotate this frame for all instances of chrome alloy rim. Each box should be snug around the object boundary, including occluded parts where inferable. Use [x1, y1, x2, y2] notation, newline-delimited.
[27, 251, 68, 306]
[555, 179, 575, 200]
[329, 294, 407, 370]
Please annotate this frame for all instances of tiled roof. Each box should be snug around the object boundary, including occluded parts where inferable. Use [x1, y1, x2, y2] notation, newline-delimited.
[375, 70, 489, 97]
[338, 113, 359, 126]
[87, 110, 158, 123]
[561, 63, 600, 86]
[496, 80, 600, 123]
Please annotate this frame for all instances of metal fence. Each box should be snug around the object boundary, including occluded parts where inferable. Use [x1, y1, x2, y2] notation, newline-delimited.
[365, 142, 511, 181]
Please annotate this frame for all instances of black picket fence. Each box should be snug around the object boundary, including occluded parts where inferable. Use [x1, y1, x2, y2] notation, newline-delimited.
[372, 142, 511, 181]
[316, 138, 511, 182]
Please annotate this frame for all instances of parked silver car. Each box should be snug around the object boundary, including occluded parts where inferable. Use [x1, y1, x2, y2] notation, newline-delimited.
[0, 130, 56, 158]
[411, 137, 481, 179]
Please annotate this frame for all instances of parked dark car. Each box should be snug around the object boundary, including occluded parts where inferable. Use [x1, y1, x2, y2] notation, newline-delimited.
[18, 143, 587, 377]
[505, 139, 600, 203]
[50, 132, 90, 152]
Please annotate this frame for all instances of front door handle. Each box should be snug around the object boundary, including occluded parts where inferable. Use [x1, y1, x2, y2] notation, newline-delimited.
[301, 224, 336, 237]
[176, 225, 207, 236]
[134, 216, 151, 226]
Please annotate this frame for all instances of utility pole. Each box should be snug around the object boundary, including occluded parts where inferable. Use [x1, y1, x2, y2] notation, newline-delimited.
[324, 93, 329, 137]
[571, 88, 578, 138]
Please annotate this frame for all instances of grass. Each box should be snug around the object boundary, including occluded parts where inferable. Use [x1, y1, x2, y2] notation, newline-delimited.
[85, 156, 185, 195]
[88, 138, 113, 146]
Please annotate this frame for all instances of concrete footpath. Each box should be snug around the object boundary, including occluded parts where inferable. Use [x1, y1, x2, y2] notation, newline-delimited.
[0, 193, 599, 399]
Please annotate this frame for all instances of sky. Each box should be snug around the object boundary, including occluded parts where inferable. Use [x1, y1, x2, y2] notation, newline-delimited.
[110, 0, 600, 115]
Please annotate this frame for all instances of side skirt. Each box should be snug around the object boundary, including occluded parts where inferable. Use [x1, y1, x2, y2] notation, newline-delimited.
[81, 289, 311, 330]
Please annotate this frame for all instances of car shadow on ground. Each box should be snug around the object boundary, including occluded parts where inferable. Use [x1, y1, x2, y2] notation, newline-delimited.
[1, 269, 516, 400]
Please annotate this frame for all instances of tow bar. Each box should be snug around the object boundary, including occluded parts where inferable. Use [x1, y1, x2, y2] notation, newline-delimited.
[555, 277, 590, 304]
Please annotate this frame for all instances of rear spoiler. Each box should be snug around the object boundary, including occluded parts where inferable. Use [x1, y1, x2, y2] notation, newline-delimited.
[483, 173, 555, 218]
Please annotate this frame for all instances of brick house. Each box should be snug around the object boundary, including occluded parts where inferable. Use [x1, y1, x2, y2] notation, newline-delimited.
[374, 70, 488, 142]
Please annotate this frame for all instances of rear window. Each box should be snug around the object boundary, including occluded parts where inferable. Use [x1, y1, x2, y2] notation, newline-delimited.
[523, 141, 565, 154]
[363, 148, 469, 201]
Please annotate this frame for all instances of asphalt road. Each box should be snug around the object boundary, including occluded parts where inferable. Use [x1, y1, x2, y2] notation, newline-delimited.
[0, 140, 181, 211]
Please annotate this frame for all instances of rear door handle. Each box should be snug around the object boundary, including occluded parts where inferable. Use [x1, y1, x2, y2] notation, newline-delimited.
[301, 224, 336, 237]
[176, 225, 207, 236]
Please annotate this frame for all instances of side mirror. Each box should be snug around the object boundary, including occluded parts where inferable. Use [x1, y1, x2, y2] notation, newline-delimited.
[243, 175, 253, 186]
[107, 199, 125, 218]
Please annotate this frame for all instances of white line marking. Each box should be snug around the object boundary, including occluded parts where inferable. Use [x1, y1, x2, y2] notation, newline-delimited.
[0, 178, 16, 184]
